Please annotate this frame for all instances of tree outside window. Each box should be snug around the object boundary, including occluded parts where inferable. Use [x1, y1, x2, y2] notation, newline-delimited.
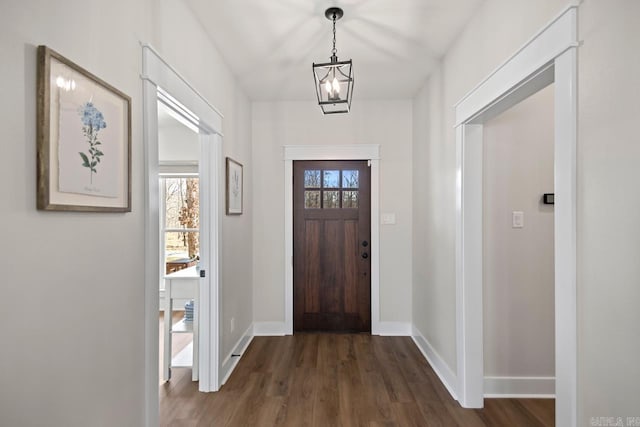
[162, 176, 199, 271]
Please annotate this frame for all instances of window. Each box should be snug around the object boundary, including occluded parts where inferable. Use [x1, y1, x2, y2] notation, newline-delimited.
[161, 175, 199, 274]
[304, 168, 359, 209]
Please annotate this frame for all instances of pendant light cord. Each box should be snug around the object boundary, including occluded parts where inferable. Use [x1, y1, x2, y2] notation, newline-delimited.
[332, 13, 337, 58]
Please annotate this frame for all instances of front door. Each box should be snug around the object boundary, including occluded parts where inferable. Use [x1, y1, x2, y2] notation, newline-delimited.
[293, 160, 371, 332]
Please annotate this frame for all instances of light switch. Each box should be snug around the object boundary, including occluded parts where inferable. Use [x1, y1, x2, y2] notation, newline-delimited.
[381, 213, 396, 225]
[512, 211, 524, 228]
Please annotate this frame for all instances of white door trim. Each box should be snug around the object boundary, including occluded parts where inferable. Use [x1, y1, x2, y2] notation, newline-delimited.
[141, 44, 223, 427]
[453, 5, 578, 427]
[283, 145, 381, 334]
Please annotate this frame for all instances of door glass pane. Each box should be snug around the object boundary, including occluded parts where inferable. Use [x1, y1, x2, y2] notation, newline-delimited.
[304, 191, 321, 208]
[323, 191, 340, 208]
[323, 170, 340, 188]
[342, 191, 359, 208]
[304, 170, 321, 188]
[342, 170, 359, 188]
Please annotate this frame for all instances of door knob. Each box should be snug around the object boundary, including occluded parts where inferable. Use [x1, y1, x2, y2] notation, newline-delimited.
[362, 252, 368, 259]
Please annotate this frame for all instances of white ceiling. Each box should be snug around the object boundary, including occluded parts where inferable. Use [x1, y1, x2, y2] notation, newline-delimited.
[184, 0, 484, 101]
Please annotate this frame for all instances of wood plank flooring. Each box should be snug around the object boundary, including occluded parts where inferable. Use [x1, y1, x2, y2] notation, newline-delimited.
[160, 334, 554, 426]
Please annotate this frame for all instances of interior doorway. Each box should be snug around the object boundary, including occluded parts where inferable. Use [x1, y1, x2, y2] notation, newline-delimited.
[157, 98, 201, 383]
[482, 85, 556, 398]
[142, 45, 223, 426]
[453, 5, 578, 426]
[293, 160, 371, 332]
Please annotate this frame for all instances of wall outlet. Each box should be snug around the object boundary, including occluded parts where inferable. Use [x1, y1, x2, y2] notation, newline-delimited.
[230, 317, 235, 333]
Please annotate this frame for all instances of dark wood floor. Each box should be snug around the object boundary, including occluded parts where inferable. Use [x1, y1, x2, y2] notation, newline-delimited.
[160, 334, 554, 426]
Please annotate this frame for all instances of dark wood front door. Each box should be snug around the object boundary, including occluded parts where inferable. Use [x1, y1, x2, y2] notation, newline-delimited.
[293, 160, 371, 332]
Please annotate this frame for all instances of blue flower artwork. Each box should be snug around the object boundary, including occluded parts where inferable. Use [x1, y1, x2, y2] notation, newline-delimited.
[78, 101, 107, 184]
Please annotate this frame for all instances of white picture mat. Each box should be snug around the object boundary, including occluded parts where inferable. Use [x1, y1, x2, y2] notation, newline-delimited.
[227, 159, 242, 214]
[48, 56, 129, 208]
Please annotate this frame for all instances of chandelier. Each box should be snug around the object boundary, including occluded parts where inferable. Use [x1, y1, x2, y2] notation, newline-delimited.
[312, 7, 354, 114]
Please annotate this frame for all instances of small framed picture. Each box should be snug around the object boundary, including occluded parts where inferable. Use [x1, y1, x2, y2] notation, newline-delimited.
[225, 157, 243, 215]
[36, 46, 131, 212]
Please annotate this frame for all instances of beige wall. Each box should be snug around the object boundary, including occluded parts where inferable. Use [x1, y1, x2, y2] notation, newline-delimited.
[158, 120, 200, 163]
[413, 0, 640, 422]
[0, 0, 252, 425]
[412, 0, 569, 375]
[252, 100, 413, 326]
[482, 85, 555, 378]
[154, 0, 255, 363]
[412, 67, 458, 367]
[577, 1, 640, 424]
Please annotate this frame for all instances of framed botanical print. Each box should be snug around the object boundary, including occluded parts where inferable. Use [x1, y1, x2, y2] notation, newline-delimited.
[225, 157, 243, 215]
[36, 45, 131, 212]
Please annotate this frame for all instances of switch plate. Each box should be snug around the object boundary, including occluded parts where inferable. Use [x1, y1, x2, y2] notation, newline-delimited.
[512, 211, 524, 228]
[381, 213, 396, 225]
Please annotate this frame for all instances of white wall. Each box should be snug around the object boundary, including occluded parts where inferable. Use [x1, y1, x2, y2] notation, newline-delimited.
[412, 0, 570, 381]
[411, 1, 571, 377]
[577, 1, 640, 424]
[413, 0, 640, 422]
[482, 85, 555, 382]
[252, 100, 413, 328]
[158, 118, 200, 163]
[412, 67, 459, 369]
[0, 0, 252, 425]
[0, 1, 150, 425]
[152, 0, 254, 373]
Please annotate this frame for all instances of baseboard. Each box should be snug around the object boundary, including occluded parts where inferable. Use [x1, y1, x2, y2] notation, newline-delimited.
[484, 376, 555, 398]
[411, 325, 458, 401]
[220, 325, 254, 385]
[253, 321, 287, 336]
[374, 321, 412, 336]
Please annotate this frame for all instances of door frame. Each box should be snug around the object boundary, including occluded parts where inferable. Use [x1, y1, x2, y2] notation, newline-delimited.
[141, 44, 223, 427]
[284, 145, 380, 335]
[453, 4, 578, 427]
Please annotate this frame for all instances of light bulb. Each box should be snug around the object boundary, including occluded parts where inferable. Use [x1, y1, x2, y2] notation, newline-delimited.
[325, 80, 332, 94]
[332, 77, 340, 94]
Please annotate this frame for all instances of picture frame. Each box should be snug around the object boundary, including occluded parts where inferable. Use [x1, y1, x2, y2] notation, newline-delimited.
[225, 157, 243, 215]
[36, 45, 132, 212]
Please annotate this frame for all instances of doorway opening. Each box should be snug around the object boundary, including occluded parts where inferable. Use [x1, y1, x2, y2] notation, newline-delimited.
[157, 97, 201, 383]
[482, 84, 556, 400]
[293, 160, 371, 332]
[454, 5, 578, 427]
[142, 45, 223, 426]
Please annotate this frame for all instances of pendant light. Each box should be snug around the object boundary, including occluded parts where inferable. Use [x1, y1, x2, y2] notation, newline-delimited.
[312, 7, 354, 114]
